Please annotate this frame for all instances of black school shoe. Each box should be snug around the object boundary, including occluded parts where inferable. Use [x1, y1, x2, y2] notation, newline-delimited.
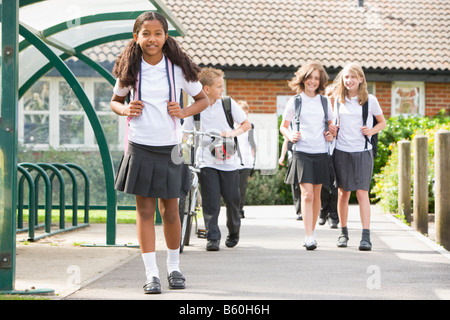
[168, 271, 186, 289]
[143, 277, 161, 294]
[206, 239, 220, 251]
[225, 233, 239, 248]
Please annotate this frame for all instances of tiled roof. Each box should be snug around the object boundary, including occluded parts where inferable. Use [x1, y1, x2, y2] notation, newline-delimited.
[162, 0, 450, 72]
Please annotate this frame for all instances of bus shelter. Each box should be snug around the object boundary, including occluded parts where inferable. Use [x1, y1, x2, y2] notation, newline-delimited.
[0, 0, 185, 293]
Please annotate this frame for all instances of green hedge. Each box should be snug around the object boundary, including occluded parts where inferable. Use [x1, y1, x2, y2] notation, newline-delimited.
[373, 111, 449, 214]
[17, 109, 449, 209]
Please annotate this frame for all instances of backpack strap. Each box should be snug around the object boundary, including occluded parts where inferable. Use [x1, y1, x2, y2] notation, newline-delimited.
[165, 56, 177, 128]
[221, 96, 243, 165]
[362, 100, 370, 150]
[222, 96, 233, 128]
[320, 95, 328, 131]
[294, 94, 302, 132]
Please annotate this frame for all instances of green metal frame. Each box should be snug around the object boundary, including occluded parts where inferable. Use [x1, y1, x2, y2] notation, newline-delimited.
[0, 0, 20, 293]
[19, 23, 118, 246]
[1, 0, 183, 293]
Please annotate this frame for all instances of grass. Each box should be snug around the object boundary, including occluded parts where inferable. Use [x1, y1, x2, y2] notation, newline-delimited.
[18, 209, 137, 225]
[0, 294, 50, 300]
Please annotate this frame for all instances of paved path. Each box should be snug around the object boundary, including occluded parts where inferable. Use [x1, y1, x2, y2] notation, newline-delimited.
[62, 205, 450, 300]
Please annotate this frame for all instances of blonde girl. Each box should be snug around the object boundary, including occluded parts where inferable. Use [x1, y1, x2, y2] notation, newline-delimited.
[331, 63, 386, 251]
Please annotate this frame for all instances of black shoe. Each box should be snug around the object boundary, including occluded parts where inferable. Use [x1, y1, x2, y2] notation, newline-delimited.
[296, 213, 303, 221]
[336, 235, 348, 247]
[206, 240, 220, 251]
[225, 233, 239, 248]
[328, 216, 339, 229]
[168, 271, 186, 289]
[239, 210, 245, 218]
[143, 277, 161, 294]
[359, 239, 372, 251]
[318, 210, 328, 225]
[359, 229, 372, 251]
[305, 240, 317, 250]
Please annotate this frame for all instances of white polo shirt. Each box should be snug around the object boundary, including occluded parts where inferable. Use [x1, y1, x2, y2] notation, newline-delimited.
[113, 56, 203, 146]
[282, 92, 335, 154]
[183, 97, 247, 171]
[335, 94, 383, 153]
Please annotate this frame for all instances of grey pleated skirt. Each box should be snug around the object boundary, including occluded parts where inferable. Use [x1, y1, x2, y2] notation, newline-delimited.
[114, 142, 190, 199]
[285, 151, 330, 185]
[333, 149, 373, 191]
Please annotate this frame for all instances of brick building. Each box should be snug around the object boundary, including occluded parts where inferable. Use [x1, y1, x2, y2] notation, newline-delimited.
[20, 0, 450, 153]
[164, 0, 450, 117]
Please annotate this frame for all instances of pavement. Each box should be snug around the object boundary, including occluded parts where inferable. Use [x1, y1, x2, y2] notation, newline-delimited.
[12, 205, 450, 301]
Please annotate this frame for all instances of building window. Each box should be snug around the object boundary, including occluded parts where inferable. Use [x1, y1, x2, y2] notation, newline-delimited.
[391, 82, 425, 116]
[22, 80, 50, 144]
[19, 77, 120, 150]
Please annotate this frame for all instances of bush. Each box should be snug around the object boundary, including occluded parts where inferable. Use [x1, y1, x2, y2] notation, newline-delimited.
[372, 111, 450, 214]
[245, 166, 293, 205]
[18, 146, 135, 206]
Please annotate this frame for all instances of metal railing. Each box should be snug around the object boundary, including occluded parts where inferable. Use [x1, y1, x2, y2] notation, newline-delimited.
[16, 162, 90, 241]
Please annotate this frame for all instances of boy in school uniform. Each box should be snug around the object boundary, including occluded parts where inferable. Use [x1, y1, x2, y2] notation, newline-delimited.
[183, 67, 251, 251]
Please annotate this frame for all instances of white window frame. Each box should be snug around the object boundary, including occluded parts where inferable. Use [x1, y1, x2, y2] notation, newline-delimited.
[391, 81, 425, 117]
[19, 76, 123, 151]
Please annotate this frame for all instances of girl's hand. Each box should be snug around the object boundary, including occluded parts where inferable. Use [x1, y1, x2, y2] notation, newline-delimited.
[290, 131, 301, 143]
[124, 100, 144, 117]
[361, 126, 372, 136]
[328, 123, 339, 136]
[324, 131, 334, 142]
[167, 101, 184, 118]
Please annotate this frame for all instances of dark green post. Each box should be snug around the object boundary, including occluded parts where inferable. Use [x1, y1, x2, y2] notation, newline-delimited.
[0, 0, 19, 291]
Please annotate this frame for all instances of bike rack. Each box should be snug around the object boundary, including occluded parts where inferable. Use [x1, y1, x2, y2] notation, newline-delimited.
[16, 162, 90, 241]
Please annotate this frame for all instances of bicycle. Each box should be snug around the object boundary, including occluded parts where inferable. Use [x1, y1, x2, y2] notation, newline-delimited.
[178, 129, 222, 252]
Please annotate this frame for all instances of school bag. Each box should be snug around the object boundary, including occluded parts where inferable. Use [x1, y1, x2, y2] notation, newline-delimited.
[194, 96, 243, 163]
[362, 100, 379, 157]
[288, 94, 329, 152]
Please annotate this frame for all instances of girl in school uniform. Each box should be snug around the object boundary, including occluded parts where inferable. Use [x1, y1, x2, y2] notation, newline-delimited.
[280, 62, 335, 250]
[331, 63, 386, 251]
[110, 12, 208, 294]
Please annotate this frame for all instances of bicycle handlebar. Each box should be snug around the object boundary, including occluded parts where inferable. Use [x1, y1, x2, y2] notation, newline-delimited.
[182, 129, 223, 139]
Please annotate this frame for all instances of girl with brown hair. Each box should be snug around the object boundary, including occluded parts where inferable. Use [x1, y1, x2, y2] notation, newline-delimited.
[280, 62, 335, 250]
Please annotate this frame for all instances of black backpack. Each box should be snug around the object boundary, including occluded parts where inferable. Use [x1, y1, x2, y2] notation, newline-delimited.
[194, 96, 243, 163]
[362, 100, 379, 157]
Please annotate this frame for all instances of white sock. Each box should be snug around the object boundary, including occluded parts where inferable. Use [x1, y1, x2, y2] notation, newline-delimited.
[305, 235, 315, 245]
[142, 252, 159, 281]
[166, 248, 181, 274]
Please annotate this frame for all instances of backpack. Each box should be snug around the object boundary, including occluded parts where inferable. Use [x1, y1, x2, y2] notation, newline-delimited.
[194, 96, 243, 163]
[288, 94, 329, 152]
[336, 99, 378, 157]
[362, 100, 379, 157]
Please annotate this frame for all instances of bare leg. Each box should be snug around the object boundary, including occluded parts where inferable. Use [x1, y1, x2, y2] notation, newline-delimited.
[158, 198, 181, 250]
[136, 195, 157, 253]
[356, 190, 371, 229]
[300, 183, 322, 237]
[337, 188, 351, 228]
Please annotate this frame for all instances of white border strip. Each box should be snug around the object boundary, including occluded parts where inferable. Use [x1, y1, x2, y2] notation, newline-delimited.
[385, 214, 450, 261]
